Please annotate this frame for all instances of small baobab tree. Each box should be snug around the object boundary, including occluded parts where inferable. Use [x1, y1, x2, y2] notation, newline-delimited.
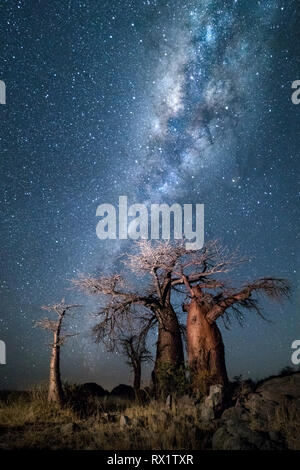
[36, 299, 80, 405]
[120, 332, 152, 398]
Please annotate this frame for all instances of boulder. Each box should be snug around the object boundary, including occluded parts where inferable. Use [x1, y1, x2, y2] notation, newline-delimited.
[81, 383, 109, 397]
[212, 372, 300, 450]
[120, 414, 131, 427]
[110, 384, 135, 400]
[244, 372, 300, 427]
[177, 394, 195, 408]
[221, 405, 250, 423]
[212, 421, 283, 450]
[255, 373, 300, 401]
[200, 384, 224, 421]
[166, 394, 173, 409]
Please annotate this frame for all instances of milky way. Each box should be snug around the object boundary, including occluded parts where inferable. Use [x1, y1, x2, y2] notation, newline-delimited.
[0, 0, 299, 390]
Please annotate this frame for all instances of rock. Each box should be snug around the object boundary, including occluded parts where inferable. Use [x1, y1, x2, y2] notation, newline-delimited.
[177, 394, 195, 407]
[200, 384, 224, 421]
[213, 427, 255, 450]
[211, 373, 300, 450]
[200, 404, 215, 421]
[61, 422, 80, 434]
[212, 421, 276, 450]
[206, 384, 224, 410]
[221, 405, 249, 423]
[255, 373, 300, 401]
[81, 383, 109, 397]
[244, 372, 300, 430]
[166, 394, 173, 409]
[110, 384, 135, 400]
[120, 414, 131, 427]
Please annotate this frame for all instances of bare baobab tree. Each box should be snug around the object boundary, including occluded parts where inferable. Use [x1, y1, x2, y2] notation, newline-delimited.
[120, 333, 152, 398]
[171, 242, 291, 391]
[73, 240, 290, 394]
[72, 241, 188, 390]
[36, 299, 80, 405]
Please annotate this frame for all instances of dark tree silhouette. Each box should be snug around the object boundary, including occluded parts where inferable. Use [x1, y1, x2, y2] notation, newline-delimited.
[120, 333, 152, 398]
[36, 299, 80, 405]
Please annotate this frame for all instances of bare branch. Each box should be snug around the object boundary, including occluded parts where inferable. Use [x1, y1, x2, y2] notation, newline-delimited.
[206, 277, 291, 323]
[42, 299, 81, 317]
[35, 318, 58, 332]
[124, 239, 186, 275]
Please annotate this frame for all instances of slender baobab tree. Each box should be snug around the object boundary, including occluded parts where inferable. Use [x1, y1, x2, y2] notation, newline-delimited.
[120, 333, 152, 398]
[36, 299, 80, 405]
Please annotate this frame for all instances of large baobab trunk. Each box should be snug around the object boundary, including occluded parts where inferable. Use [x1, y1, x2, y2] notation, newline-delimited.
[48, 329, 64, 405]
[152, 305, 184, 389]
[186, 293, 228, 391]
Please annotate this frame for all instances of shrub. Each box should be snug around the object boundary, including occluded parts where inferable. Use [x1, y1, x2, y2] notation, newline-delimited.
[156, 362, 189, 398]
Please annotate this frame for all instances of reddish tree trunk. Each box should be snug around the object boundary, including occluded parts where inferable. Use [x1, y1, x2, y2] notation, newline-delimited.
[152, 305, 184, 390]
[48, 330, 64, 405]
[187, 294, 228, 391]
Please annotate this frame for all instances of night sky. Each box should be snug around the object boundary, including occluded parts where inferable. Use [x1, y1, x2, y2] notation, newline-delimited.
[0, 0, 299, 390]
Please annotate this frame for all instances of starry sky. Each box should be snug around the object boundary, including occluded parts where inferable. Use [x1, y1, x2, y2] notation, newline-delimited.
[0, 0, 299, 390]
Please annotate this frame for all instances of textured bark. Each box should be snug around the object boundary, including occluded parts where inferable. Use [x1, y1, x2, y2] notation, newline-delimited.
[152, 305, 184, 389]
[186, 288, 228, 391]
[48, 328, 64, 405]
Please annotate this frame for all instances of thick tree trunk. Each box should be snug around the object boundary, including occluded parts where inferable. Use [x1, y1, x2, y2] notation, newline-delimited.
[48, 331, 64, 405]
[187, 295, 228, 392]
[152, 305, 184, 391]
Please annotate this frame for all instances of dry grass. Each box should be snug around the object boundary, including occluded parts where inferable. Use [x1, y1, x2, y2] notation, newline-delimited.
[272, 398, 300, 450]
[0, 388, 213, 450]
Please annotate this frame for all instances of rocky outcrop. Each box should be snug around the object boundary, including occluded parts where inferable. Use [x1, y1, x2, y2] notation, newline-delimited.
[244, 373, 300, 424]
[212, 372, 300, 450]
[212, 405, 284, 450]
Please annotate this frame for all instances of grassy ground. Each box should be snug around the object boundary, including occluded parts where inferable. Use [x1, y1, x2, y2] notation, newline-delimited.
[1, 375, 299, 450]
[0, 387, 213, 450]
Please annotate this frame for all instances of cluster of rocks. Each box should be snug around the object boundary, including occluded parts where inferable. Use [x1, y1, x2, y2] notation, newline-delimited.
[72, 373, 300, 450]
[201, 373, 300, 450]
[81, 382, 136, 399]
